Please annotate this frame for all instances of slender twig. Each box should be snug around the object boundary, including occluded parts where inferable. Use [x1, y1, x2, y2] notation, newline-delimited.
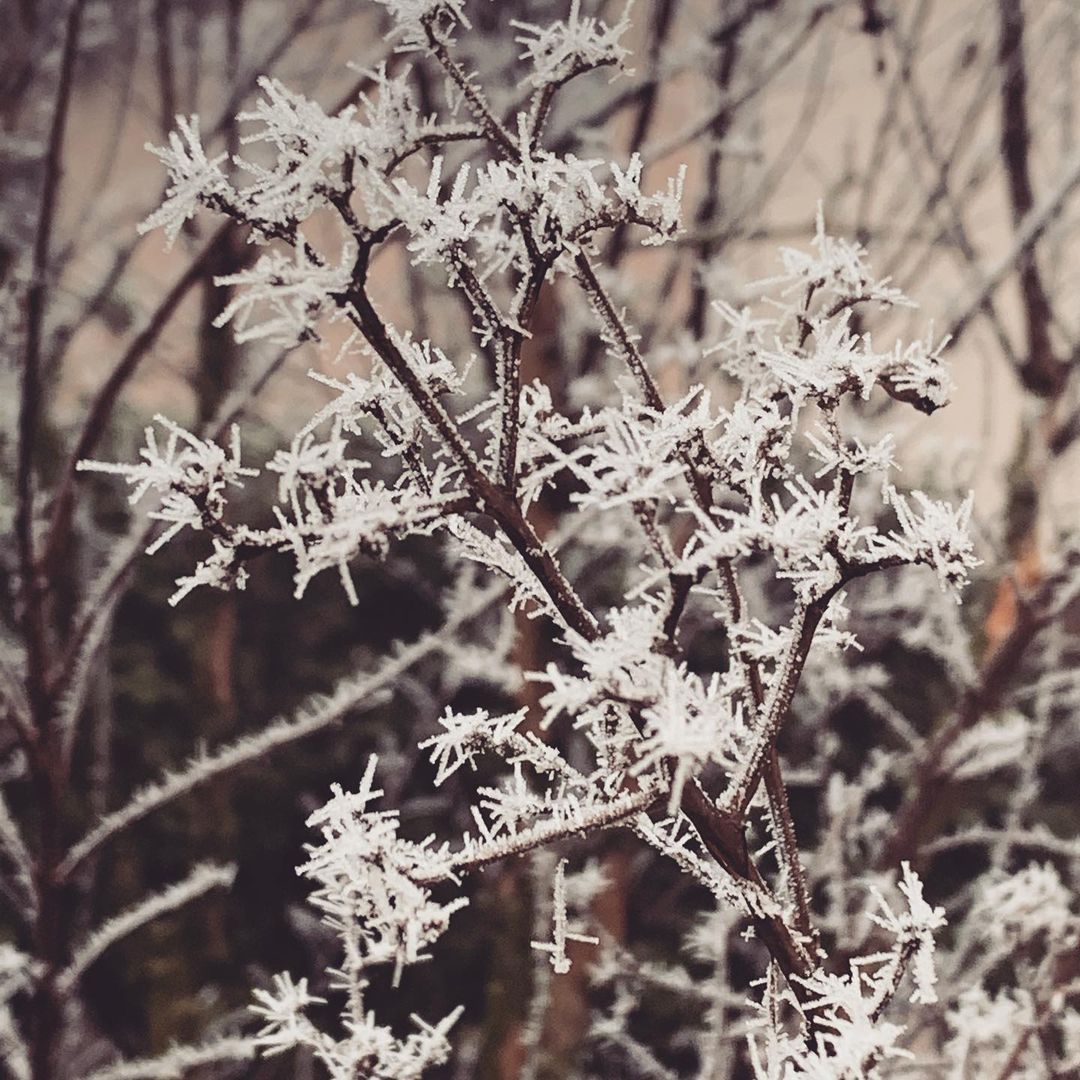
[18, 10, 89, 1076]
[996, 0, 1065, 397]
[423, 13, 516, 155]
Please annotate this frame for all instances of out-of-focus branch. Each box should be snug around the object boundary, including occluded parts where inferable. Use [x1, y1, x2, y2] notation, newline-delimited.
[878, 549, 1080, 869]
[996, 0, 1066, 397]
[644, 1, 836, 164]
[944, 145, 1080, 355]
[889, 11, 1020, 372]
[40, 222, 235, 586]
[16, 0, 87, 733]
[153, 0, 178, 139]
[57, 580, 503, 882]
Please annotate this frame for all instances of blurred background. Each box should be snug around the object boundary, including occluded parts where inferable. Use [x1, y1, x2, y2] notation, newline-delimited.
[3, 0, 1080, 1076]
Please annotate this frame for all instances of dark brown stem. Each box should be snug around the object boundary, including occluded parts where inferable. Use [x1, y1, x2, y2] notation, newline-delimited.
[679, 781, 814, 985]
[16, 21, 90, 1071]
[440, 252, 546, 488]
[501, 238, 550, 489]
[423, 15, 516, 156]
[575, 251, 819, 948]
[726, 597, 832, 818]
[153, 0, 177, 138]
[761, 749, 814, 943]
[28, 757, 67, 1080]
[16, 0, 86, 736]
[688, 22, 741, 339]
[573, 253, 662, 411]
[996, 0, 1066, 397]
[344, 276, 598, 642]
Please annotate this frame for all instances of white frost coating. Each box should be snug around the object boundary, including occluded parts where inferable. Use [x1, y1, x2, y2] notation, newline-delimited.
[71, 2, 1080, 1078]
[530, 857, 599, 974]
[60, 864, 237, 994]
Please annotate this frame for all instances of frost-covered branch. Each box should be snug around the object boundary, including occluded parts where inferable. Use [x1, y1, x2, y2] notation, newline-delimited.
[67, 2, 1080, 1077]
[59, 863, 237, 995]
[82, 1038, 256, 1080]
[57, 579, 503, 881]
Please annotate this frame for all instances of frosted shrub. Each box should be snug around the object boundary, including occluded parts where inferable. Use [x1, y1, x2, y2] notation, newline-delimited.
[62, 1, 1080, 1077]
